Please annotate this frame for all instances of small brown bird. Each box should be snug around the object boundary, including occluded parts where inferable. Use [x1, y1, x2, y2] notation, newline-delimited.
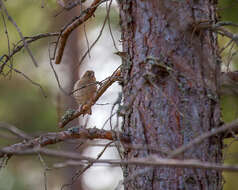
[73, 70, 97, 115]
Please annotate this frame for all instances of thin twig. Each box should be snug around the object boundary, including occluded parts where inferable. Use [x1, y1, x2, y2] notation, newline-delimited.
[3, 147, 238, 173]
[193, 21, 238, 47]
[54, 0, 109, 65]
[83, 24, 91, 58]
[78, 0, 113, 65]
[50, 156, 238, 173]
[219, 39, 233, 54]
[168, 118, 238, 158]
[0, 0, 38, 67]
[62, 141, 114, 189]
[106, 2, 119, 51]
[226, 41, 236, 72]
[4, 63, 47, 98]
[0, 7, 12, 77]
[102, 112, 117, 129]
[0, 122, 31, 139]
[0, 32, 59, 73]
[0, 11, 11, 72]
[38, 153, 48, 190]
[48, 42, 69, 95]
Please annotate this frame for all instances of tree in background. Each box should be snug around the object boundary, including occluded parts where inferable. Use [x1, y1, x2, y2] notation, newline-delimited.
[1, 0, 238, 190]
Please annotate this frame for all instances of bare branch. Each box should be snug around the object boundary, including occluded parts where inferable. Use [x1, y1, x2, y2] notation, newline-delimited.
[168, 119, 238, 158]
[1, 11, 10, 62]
[2, 123, 238, 173]
[5, 149, 238, 173]
[52, 157, 238, 174]
[3, 63, 47, 98]
[1, 147, 89, 160]
[54, 0, 109, 65]
[0, 32, 59, 73]
[74, 141, 113, 177]
[62, 141, 114, 189]
[78, 0, 113, 65]
[0, 10, 13, 78]
[83, 24, 91, 58]
[0, 0, 38, 67]
[107, 3, 119, 51]
[0, 126, 130, 158]
[0, 122, 31, 139]
[192, 20, 238, 46]
[48, 42, 69, 95]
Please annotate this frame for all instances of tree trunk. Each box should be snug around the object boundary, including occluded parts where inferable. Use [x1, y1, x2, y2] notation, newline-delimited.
[55, 8, 85, 190]
[119, 0, 223, 189]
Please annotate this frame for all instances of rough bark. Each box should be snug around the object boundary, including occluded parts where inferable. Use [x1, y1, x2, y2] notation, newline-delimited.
[119, 0, 223, 189]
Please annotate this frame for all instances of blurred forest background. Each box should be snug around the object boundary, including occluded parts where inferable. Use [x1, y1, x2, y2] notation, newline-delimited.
[1, 0, 238, 189]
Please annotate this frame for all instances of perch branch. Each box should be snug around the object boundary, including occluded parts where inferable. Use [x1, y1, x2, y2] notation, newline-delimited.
[0, 126, 130, 158]
[58, 68, 121, 128]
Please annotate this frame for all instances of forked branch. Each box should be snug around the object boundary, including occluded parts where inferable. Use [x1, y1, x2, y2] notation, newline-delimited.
[54, 0, 108, 65]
